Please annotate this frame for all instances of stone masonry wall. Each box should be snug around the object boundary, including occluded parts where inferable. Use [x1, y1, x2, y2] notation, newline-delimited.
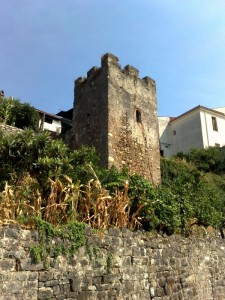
[1, 224, 225, 300]
[0, 123, 23, 135]
[106, 54, 160, 185]
[71, 63, 108, 167]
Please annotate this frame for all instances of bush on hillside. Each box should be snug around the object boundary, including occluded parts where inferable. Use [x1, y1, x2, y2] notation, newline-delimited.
[0, 97, 39, 130]
[0, 129, 100, 192]
[160, 157, 225, 233]
[176, 146, 225, 174]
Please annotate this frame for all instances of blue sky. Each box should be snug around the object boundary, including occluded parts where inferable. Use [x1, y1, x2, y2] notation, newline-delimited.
[0, 0, 225, 116]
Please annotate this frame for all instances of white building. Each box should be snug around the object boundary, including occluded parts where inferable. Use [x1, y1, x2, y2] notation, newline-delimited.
[36, 109, 62, 134]
[159, 105, 225, 157]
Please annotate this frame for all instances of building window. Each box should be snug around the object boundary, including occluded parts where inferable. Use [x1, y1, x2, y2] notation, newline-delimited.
[136, 110, 142, 123]
[212, 116, 218, 131]
[160, 149, 164, 157]
[45, 116, 53, 124]
[173, 130, 176, 136]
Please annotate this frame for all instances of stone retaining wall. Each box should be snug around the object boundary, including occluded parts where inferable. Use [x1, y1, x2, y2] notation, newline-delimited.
[0, 123, 23, 135]
[0, 224, 225, 300]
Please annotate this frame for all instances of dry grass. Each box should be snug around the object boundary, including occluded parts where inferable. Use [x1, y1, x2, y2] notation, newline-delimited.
[0, 174, 41, 225]
[43, 175, 80, 225]
[77, 165, 142, 229]
[0, 166, 142, 229]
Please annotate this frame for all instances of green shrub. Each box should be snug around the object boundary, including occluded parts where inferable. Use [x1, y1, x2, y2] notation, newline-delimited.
[0, 97, 39, 130]
[30, 218, 85, 264]
[176, 146, 225, 174]
[0, 130, 100, 192]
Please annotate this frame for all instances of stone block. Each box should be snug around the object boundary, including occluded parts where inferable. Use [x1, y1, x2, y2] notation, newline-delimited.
[77, 291, 95, 300]
[97, 291, 107, 299]
[3, 227, 20, 239]
[103, 274, 121, 284]
[53, 284, 61, 295]
[0, 258, 15, 271]
[28, 271, 38, 281]
[38, 287, 53, 299]
[95, 283, 112, 291]
[27, 280, 38, 289]
[56, 294, 66, 300]
[167, 276, 175, 285]
[93, 276, 103, 285]
[156, 287, 165, 297]
[108, 228, 122, 237]
[44, 279, 59, 287]
[39, 271, 54, 282]
[20, 258, 44, 271]
[158, 276, 166, 287]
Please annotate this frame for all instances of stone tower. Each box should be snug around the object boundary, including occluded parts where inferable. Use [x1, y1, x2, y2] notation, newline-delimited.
[71, 53, 160, 184]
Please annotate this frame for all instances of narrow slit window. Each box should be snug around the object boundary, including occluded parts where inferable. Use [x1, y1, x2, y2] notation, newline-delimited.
[160, 150, 164, 157]
[212, 116, 218, 131]
[136, 110, 141, 123]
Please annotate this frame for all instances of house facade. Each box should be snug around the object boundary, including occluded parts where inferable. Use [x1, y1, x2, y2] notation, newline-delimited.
[159, 105, 225, 157]
[36, 109, 62, 134]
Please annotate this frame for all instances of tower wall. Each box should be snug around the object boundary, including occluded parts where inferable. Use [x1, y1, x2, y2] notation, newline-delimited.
[71, 53, 160, 184]
[72, 62, 109, 166]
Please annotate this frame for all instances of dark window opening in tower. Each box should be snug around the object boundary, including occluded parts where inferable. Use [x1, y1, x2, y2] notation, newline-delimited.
[136, 110, 141, 123]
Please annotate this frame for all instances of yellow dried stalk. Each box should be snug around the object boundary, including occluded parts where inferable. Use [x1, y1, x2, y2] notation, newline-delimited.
[0, 182, 16, 222]
[78, 165, 142, 230]
[0, 177, 41, 222]
[0, 167, 143, 230]
[43, 176, 80, 225]
[15, 174, 43, 219]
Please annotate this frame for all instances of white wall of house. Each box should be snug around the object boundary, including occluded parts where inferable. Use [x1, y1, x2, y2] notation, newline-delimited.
[38, 119, 61, 133]
[158, 106, 225, 157]
[169, 110, 204, 155]
[158, 117, 173, 157]
[200, 110, 225, 147]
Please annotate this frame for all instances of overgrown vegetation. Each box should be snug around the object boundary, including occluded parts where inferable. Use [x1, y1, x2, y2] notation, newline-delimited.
[0, 130, 141, 230]
[29, 218, 85, 265]
[0, 128, 225, 240]
[0, 97, 39, 130]
[176, 146, 225, 174]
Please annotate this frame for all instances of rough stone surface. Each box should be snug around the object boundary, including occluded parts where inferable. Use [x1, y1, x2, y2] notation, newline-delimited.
[71, 53, 161, 184]
[0, 123, 23, 135]
[1, 224, 225, 299]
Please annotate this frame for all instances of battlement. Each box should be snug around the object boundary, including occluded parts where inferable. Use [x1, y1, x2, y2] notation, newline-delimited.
[123, 65, 139, 77]
[142, 76, 156, 89]
[75, 77, 87, 86]
[101, 53, 119, 67]
[87, 66, 99, 78]
[101, 53, 155, 86]
[75, 53, 155, 89]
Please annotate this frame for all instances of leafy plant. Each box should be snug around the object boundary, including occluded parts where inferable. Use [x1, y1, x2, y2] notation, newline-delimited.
[106, 252, 113, 273]
[0, 97, 39, 130]
[176, 146, 225, 174]
[0, 130, 99, 192]
[30, 218, 86, 265]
